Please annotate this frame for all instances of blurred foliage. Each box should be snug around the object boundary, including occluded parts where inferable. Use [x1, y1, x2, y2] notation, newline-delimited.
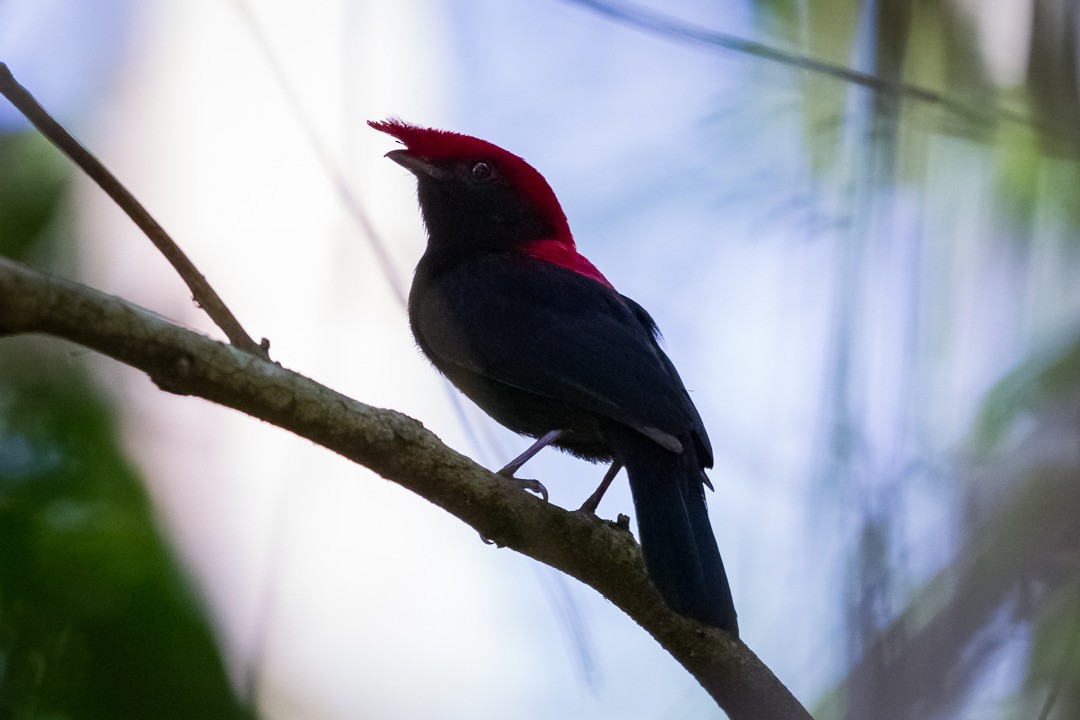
[756, 0, 1078, 205]
[746, 0, 1080, 718]
[1025, 577, 1080, 720]
[993, 121, 1044, 234]
[1027, 0, 1080, 159]
[0, 130, 252, 719]
[976, 331, 1080, 450]
[0, 133, 69, 263]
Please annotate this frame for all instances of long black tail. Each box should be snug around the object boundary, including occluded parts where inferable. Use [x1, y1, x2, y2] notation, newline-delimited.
[619, 436, 738, 635]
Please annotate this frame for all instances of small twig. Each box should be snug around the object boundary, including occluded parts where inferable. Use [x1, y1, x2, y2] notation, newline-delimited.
[228, 0, 410, 307]
[0, 61, 269, 360]
[560, 0, 1057, 134]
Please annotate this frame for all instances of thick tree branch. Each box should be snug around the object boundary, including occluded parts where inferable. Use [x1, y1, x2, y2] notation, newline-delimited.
[0, 256, 811, 719]
[0, 62, 268, 359]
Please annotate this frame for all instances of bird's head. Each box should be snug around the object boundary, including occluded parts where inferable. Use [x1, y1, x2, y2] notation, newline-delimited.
[370, 118, 612, 288]
[369, 118, 574, 251]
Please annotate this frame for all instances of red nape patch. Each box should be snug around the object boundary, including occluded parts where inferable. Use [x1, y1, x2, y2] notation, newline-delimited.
[368, 118, 573, 244]
[520, 240, 614, 290]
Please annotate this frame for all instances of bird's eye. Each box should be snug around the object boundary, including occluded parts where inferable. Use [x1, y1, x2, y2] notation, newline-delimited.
[470, 161, 493, 180]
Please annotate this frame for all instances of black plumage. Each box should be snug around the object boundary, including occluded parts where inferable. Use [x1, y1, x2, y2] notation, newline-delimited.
[371, 119, 738, 634]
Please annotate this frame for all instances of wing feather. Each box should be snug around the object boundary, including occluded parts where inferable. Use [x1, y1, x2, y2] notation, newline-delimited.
[412, 252, 701, 444]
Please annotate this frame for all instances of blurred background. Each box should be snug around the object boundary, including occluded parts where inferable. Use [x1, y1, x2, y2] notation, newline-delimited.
[2, 0, 1080, 718]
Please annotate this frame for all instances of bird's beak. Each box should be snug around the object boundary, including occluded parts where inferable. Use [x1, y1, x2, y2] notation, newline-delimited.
[385, 149, 447, 181]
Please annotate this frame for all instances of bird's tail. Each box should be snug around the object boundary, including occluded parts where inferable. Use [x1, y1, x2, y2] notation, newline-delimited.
[619, 436, 738, 635]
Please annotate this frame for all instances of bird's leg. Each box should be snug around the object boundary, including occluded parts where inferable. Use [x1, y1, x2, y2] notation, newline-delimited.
[494, 429, 564, 501]
[578, 462, 623, 515]
[479, 430, 565, 544]
[497, 429, 564, 477]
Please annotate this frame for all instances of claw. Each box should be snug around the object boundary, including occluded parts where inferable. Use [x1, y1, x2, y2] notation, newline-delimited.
[480, 469, 549, 545]
[497, 468, 549, 502]
[496, 432, 561, 502]
[517, 476, 549, 502]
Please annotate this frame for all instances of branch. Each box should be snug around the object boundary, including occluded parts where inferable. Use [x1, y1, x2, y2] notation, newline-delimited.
[558, 0, 1044, 132]
[0, 62, 268, 359]
[0, 256, 811, 719]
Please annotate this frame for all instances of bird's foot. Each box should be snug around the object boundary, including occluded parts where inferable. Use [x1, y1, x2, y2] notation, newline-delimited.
[479, 470, 547, 546]
[572, 509, 632, 537]
[496, 467, 549, 502]
[577, 487, 604, 515]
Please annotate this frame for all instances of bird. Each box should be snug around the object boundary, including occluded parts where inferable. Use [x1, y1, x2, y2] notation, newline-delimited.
[370, 118, 738, 635]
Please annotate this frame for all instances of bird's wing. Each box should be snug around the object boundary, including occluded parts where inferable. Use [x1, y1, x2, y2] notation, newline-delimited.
[412, 252, 700, 447]
[620, 295, 714, 468]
